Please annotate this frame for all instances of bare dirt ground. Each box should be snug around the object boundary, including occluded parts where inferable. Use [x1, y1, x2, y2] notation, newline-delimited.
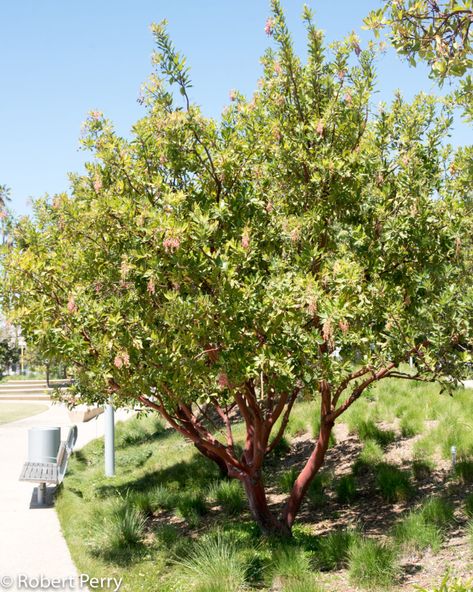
[271, 422, 473, 590]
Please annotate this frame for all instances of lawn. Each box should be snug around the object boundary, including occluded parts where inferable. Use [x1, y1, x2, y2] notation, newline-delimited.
[0, 373, 46, 382]
[0, 403, 48, 425]
[56, 379, 473, 591]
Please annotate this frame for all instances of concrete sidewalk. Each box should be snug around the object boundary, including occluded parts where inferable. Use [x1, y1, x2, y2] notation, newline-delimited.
[0, 402, 132, 591]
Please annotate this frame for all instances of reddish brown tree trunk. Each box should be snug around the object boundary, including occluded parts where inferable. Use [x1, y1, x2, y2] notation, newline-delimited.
[282, 380, 334, 529]
[194, 442, 229, 478]
[243, 473, 291, 538]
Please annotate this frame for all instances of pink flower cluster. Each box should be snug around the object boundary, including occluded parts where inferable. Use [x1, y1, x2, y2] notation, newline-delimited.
[147, 278, 156, 294]
[308, 298, 317, 316]
[67, 296, 77, 313]
[265, 18, 275, 36]
[93, 176, 102, 193]
[114, 351, 130, 369]
[217, 372, 230, 388]
[163, 235, 181, 253]
[241, 231, 250, 250]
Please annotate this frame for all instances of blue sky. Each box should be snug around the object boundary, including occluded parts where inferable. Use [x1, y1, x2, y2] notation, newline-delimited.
[0, 1, 469, 216]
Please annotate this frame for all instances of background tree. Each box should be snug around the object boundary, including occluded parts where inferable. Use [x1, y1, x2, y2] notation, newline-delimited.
[2, 1, 472, 536]
[0, 339, 19, 377]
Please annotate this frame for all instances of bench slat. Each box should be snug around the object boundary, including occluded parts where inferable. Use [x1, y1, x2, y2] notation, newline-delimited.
[20, 461, 61, 484]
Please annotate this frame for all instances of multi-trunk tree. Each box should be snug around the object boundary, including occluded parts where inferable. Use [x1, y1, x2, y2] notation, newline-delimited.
[2, 2, 472, 536]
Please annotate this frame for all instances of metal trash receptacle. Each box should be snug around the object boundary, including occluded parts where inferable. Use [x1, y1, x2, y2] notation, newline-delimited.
[28, 427, 61, 463]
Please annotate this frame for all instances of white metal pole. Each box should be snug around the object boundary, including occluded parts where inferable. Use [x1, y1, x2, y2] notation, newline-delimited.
[104, 402, 115, 477]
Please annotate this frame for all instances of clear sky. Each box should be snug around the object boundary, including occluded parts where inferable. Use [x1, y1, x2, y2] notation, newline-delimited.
[0, 1, 469, 217]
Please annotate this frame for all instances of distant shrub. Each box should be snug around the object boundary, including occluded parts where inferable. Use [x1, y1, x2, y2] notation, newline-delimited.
[375, 463, 413, 502]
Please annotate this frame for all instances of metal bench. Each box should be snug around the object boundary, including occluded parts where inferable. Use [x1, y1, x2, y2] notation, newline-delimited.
[19, 425, 78, 505]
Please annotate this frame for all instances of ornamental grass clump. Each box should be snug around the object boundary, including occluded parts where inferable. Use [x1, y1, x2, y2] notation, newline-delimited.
[348, 538, 399, 590]
[175, 533, 247, 592]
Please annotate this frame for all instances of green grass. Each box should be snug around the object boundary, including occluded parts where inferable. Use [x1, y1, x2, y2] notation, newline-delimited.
[174, 532, 248, 592]
[348, 538, 399, 590]
[374, 463, 413, 503]
[399, 411, 424, 437]
[209, 480, 246, 516]
[455, 460, 473, 484]
[419, 497, 454, 528]
[465, 493, 473, 517]
[267, 545, 312, 586]
[416, 574, 473, 592]
[175, 491, 208, 527]
[55, 378, 473, 591]
[279, 467, 299, 493]
[93, 499, 146, 561]
[468, 520, 473, 551]
[0, 403, 48, 425]
[335, 475, 357, 504]
[313, 530, 359, 571]
[393, 497, 454, 554]
[393, 510, 442, 553]
[346, 409, 395, 448]
[306, 471, 331, 507]
[352, 439, 384, 476]
[0, 372, 46, 381]
[412, 458, 434, 480]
